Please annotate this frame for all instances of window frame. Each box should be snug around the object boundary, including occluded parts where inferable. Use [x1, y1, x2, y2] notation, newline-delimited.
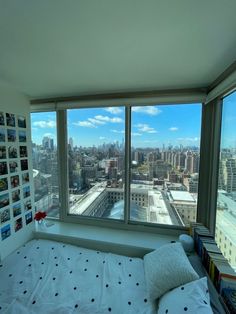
[31, 98, 222, 235]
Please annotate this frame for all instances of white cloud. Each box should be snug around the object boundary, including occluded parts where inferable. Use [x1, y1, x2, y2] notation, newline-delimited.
[43, 133, 55, 138]
[135, 123, 157, 133]
[104, 107, 122, 114]
[33, 120, 56, 128]
[73, 121, 96, 128]
[177, 137, 199, 142]
[110, 129, 125, 134]
[95, 115, 123, 123]
[99, 136, 106, 140]
[132, 106, 161, 116]
[169, 127, 179, 131]
[88, 118, 105, 125]
[131, 132, 142, 136]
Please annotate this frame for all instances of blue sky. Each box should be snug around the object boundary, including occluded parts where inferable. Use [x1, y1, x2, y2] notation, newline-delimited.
[31, 96, 236, 148]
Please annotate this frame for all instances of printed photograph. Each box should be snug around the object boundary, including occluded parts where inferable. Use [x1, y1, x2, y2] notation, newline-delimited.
[18, 115, 26, 128]
[0, 112, 5, 126]
[0, 178, 8, 192]
[23, 186, 30, 198]
[6, 113, 16, 127]
[21, 159, 28, 171]
[19, 131, 26, 142]
[22, 172, 29, 184]
[9, 161, 18, 173]
[8, 146, 18, 159]
[7, 129, 16, 142]
[12, 189, 20, 203]
[20, 146, 27, 158]
[0, 128, 5, 142]
[0, 193, 10, 209]
[0, 161, 8, 175]
[24, 199, 32, 211]
[13, 203, 21, 217]
[0, 146, 6, 159]
[10, 175, 20, 188]
[15, 217, 23, 232]
[0, 208, 10, 223]
[1, 224, 11, 240]
[25, 211, 32, 225]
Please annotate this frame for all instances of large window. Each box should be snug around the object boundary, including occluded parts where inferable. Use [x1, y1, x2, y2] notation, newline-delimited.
[31, 112, 59, 218]
[216, 91, 236, 271]
[130, 104, 201, 226]
[31, 103, 202, 226]
[67, 107, 125, 220]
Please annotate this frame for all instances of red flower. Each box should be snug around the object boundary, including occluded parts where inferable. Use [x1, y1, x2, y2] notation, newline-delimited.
[34, 211, 47, 221]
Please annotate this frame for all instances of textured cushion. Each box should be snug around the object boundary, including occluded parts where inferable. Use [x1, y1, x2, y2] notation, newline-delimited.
[144, 242, 199, 300]
[157, 277, 213, 314]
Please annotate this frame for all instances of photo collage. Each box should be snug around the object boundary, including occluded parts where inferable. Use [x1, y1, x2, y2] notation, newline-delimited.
[0, 112, 33, 241]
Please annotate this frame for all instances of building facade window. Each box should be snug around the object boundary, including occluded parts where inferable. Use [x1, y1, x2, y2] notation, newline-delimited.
[216, 91, 236, 271]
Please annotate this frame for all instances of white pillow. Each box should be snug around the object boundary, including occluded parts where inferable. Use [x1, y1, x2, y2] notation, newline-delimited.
[144, 242, 199, 300]
[157, 277, 213, 314]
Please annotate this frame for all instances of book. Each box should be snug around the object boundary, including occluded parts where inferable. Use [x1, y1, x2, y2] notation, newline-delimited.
[221, 288, 236, 314]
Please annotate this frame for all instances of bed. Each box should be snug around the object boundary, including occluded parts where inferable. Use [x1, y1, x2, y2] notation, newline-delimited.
[0, 239, 226, 313]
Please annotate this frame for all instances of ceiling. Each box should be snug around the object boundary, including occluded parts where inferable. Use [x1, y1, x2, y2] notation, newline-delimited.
[0, 0, 236, 99]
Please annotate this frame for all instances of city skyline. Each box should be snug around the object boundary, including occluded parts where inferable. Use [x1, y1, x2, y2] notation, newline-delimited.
[31, 97, 236, 149]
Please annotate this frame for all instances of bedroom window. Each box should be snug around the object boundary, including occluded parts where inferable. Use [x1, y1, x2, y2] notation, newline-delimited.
[31, 112, 59, 218]
[130, 104, 202, 226]
[67, 107, 125, 220]
[215, 91, 236, 271]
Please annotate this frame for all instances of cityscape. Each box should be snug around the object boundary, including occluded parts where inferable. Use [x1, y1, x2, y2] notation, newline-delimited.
[31, 99, 236, 270]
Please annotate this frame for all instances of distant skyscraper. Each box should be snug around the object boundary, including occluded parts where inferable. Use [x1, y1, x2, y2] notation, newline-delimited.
[69, 137, 73, 149]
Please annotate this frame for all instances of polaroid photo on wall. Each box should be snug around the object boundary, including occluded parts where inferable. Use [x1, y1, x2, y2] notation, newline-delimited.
[8, 146, 18, 159]
[0, 112, 5, 126]
[0, 161, 8, 175]
[0, 128, 5, 142]
[1, 224, 11, 240]
[6, 113, 16, 127]
[19, 131, 26, 142]
[21, 159, 28, 171]
[10, 175, 20, 188]
[22, 172, 29, 184]
[24, 199, 32, 211]
[20, 146, 27, 158]
[12, 189, 20, 203]
[0, 193, 9, 209]
[0, 178, 8, 192]
[7, 129, 16, 142]
[13, 203, 21, 217]
[0, 146, 6, 159]
[25, 211, 32, 225]
[9, 161, 18, 173]
[18, 115, 26, 128]
[23, 186, 30, 198]
[15, 217, 23, 232]
[0, 208, 10, 223]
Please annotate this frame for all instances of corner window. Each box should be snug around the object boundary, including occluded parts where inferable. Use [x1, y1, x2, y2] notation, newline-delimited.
[216, 91, 236, 271]
[31, 112, 59, 218]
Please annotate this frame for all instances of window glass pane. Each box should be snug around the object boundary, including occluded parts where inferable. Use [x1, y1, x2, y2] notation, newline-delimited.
[216, 91, 236, 271]
[131, 104, 201, 226]
[31, 112, 59, 218]
[67, 107, 125, 219]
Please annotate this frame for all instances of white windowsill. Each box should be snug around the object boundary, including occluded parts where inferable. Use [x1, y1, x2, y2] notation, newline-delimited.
[34, 220, 181, 257]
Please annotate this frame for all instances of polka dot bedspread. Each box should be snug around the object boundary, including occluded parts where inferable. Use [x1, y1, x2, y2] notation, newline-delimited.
[0, 239, 156, 313]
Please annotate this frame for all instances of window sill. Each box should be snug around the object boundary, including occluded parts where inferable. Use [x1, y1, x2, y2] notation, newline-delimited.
[34, 220, 182, 257]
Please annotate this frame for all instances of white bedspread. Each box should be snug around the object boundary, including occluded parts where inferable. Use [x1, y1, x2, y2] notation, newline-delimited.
[0, 239, 156, 314]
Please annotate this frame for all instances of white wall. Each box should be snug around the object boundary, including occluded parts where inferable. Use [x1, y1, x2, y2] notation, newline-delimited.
[0, 84, 34, 260]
